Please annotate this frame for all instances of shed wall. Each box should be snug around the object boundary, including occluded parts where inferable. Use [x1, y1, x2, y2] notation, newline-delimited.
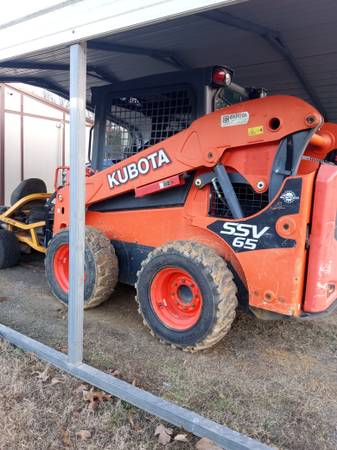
[2, 85, 91, 204]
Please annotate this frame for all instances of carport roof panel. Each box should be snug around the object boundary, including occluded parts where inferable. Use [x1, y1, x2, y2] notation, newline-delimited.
[0, 0, 242, 61]
[0, 0, 336, 121]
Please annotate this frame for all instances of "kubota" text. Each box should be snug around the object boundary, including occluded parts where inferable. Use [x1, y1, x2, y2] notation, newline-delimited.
[107, 149, 171, 189]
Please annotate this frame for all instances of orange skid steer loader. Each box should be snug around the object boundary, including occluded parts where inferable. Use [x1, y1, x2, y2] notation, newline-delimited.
[0, 66, 336, 351]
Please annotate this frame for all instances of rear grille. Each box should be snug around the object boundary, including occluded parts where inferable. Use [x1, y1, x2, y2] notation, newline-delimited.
[209, 182, 269, 218]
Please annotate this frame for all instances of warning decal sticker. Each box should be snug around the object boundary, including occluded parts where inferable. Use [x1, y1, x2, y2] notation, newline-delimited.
[220, 112, 249, 127]
[248, 125, 264, 136]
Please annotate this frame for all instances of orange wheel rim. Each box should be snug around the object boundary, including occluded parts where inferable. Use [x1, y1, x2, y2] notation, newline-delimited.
[53, 244, 70, 292]
[150, 267, 203, 331]
[53, 244, 87, 293]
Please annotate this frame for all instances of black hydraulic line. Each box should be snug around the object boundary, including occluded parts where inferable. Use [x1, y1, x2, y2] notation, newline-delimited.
[88, 126, 94, 163]
[213, 164, 244, 219]
[228, 82, 250, 100]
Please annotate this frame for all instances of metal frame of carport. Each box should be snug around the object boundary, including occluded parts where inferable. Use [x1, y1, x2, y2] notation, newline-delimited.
[0, 3, 273, 448]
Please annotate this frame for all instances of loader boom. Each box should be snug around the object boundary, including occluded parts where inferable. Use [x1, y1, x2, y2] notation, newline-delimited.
[53, 94, 325, 230]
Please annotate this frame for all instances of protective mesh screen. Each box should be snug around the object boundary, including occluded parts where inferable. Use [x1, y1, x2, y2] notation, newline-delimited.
[104, 88, 194, 162]
[209, 182, 269, 218]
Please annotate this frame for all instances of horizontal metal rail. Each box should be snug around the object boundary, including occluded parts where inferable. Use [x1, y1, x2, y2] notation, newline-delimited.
[0, 324, 271, 450]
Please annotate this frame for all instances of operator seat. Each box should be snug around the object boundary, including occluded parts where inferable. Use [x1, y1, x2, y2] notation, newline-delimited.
[10, 178, 47, 205]
[0, 178, 47, 215]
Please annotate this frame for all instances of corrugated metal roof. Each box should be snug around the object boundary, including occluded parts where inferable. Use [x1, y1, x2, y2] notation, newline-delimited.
[0, 0, 336, 121]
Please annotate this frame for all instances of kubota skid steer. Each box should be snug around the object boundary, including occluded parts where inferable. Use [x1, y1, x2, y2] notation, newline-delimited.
[0, 66, 336, 351]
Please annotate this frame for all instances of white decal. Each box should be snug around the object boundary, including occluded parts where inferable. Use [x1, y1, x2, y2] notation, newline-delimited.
[107, 149, 171, 189]
[220, 112, 249, 127]
[220, 222, 270, 250]
[157, 149, 171, 167]
[280, 190, 299, 204]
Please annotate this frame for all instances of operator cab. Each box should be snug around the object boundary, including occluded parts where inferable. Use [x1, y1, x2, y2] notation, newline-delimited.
[89, 66, 267, 171]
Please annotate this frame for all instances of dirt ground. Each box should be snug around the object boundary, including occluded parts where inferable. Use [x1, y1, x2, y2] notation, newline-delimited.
[0, 254, 337, 450]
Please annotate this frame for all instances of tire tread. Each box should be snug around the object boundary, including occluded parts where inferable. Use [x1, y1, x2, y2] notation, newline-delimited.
[136, 240, 238, 352]
[45, 226, 118, 309]
[0, 229, 21, 269]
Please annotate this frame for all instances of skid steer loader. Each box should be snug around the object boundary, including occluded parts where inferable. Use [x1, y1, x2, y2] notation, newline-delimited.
[1, 66, 336, 351]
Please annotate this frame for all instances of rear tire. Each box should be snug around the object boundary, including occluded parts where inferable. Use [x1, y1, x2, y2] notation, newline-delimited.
[136, 240, 238, 351]
[0, 229, 21, 269]
[45, 226, 118, 309]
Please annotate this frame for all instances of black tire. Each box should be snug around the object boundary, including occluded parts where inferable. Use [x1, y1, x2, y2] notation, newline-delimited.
[136, 241, 238, 351]
[0, 229, 21, 269]
[45, 226, 118, 309]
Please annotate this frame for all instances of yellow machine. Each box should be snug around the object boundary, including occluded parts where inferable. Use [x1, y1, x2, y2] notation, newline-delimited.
[0, 178, 52, 267]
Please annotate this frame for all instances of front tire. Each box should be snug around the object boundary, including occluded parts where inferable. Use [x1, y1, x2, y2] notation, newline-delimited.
[136, 241, 238, 351]
[45, 226, 118, 309]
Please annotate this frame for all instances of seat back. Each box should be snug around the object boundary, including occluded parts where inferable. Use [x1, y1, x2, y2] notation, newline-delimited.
[10, 178, 47, 206]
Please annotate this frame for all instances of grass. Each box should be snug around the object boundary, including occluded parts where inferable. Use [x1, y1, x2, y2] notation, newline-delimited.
[0, 339, 197, 450]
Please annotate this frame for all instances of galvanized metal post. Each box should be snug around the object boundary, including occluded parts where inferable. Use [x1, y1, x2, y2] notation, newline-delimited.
[68, 42, 87, 365]
[0, 85, 4, 205]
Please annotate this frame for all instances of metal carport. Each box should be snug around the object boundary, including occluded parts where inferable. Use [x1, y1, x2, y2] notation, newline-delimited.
[0, 0, 335, 118]
[0, 0, 336, 448]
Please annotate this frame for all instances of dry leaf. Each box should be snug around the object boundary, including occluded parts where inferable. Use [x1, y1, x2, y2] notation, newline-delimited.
[0, 296, 10, 303]
[195, 437, 223, 450]
[83, 387, 112, 402]
[75, 383, 87, 393]
[33, 367, 50, 382]
[128, 413, 141, 431]
[83, 387, 111, 411]
[174, 433, 188, 442]
[56, 345, 68, 353]
[62, 429, 71, 447]
[107, 368, 121, 377]
[76, 430, 91, 441]
[155, 424, 173, 445]
[88, 399, 99, 412]
[128, 413, 135, 428]
[26, 352, 38, 361]
[50, 377, 63, 385]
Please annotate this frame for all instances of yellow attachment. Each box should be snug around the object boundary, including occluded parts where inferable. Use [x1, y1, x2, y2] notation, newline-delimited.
[0, 193, 52, 254]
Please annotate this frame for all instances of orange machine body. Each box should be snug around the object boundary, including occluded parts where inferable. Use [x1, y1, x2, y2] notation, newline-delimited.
[304, 164, 337, 313]
[53, 94, 337, 318]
